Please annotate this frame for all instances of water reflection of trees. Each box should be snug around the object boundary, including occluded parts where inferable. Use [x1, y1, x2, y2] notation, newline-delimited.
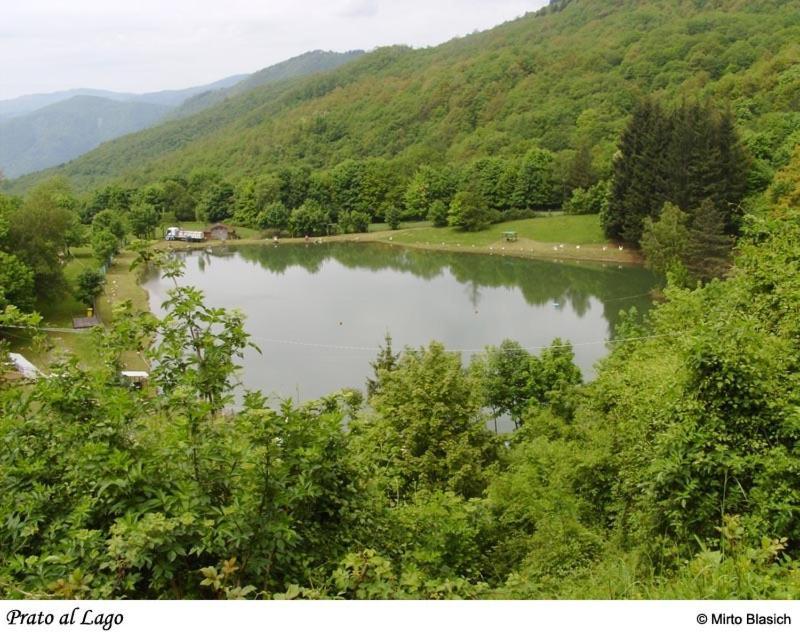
[191, 243, 658, 335]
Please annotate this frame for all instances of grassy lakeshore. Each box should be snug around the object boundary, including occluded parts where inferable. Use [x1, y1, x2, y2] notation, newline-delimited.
[380, 215, 640, 264]
[157, 215, 642, 265]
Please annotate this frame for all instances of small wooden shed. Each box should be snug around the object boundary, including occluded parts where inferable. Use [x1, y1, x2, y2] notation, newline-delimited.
[72, 316, 101, 329]
[204, 224, 238, 241]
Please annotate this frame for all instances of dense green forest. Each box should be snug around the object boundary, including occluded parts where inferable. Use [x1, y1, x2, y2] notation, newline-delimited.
[1, 147, 799, 598]
[7, 0, 800, 197]
[0, 95, 753, 260]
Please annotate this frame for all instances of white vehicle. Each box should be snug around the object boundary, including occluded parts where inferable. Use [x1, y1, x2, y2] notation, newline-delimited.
[120, 370, 149, 390]
[8, 352, 41, 380]
[180, 230, 205, 242]
[165, 227, 204, 242]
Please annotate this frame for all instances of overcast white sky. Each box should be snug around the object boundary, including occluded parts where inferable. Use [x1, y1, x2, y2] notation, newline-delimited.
[0, 0, 548, 100]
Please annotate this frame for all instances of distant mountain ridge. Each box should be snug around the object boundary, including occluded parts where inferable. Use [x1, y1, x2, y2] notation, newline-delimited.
[0, 96, 172, 179]
[0, 50, 363, 178]
[0, 89, 134, 121]
[0, 74, 246, 122]
[0, 74, 247, 178]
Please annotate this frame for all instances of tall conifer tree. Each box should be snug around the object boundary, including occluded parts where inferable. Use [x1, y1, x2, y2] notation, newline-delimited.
[567, 143, 596, 192]
[685, 198, 733, 283]
[606, 98, 667, 242]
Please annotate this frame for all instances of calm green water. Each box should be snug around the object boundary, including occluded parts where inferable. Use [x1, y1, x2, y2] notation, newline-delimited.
[142, 242, 657, 404]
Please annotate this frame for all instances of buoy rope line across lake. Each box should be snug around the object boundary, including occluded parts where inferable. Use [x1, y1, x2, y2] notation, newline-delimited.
[4, 324, 682, 356]
[597, 291, 653, 302]
[252, 331, 685, 354]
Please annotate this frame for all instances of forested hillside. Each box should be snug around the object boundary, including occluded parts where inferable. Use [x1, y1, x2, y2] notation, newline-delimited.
[174, 50, 365, 117]
[8, 0, 799, 194]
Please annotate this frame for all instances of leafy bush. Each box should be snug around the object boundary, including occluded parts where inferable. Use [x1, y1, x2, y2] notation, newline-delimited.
[338, 210, 371, 234]
[383, 205, 401, 230]
[288, 200, 331, 237]
[447, 190, 492, 232]
[565, 180, 609, 215]
[428, 200, 449, 227]
[74, 268, 105, 308]
[257, 202, 290, 230]
[91, 229, 119, 266]
[0, 252, 35, 311]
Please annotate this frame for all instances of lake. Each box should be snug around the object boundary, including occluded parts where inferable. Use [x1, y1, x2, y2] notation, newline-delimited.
[142, 242, 657, 406]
